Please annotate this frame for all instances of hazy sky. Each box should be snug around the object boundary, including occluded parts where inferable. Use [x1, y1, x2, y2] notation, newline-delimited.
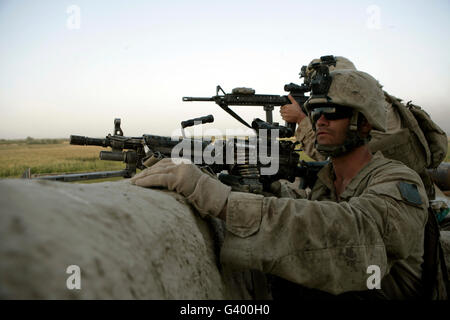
[0, 0, 449, 139]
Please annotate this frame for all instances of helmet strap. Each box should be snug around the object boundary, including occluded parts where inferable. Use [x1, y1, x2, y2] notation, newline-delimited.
[349, 110, 359, 131]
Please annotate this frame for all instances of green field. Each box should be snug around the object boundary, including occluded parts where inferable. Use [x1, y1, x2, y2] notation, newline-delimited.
[0, 138, 449, 181]
[0, 139, 125, 179]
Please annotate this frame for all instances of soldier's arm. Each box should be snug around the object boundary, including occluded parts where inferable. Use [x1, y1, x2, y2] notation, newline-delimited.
[219, 169, 428, 295]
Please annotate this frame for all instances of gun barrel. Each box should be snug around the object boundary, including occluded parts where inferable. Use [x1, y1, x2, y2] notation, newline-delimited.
[222, 94, 289, 106]
[182, 97, 215, 102]
[70, 135, 108, 147]
[427, 162, 450, 191]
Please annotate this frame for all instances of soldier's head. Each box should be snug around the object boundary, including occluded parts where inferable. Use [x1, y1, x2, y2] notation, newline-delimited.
[302, 56, 357, 85]
[304, 65, 386, 158]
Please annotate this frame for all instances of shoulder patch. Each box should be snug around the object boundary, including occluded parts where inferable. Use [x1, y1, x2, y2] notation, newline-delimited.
[397, 182, 422, 205]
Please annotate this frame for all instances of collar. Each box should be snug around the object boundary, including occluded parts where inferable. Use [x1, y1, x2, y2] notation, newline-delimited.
[316, 151, 391, 197]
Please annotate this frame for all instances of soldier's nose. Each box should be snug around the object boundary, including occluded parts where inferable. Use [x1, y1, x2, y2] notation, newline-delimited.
[316, 114, 329, 127]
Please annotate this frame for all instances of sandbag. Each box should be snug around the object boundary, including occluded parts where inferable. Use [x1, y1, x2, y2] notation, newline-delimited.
[0, 179, 251, 299]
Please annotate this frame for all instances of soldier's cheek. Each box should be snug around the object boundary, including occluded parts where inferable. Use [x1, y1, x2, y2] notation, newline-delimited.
[316, 133, 332, 144]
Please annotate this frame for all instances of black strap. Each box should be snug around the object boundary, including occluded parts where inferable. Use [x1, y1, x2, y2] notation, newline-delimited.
[438, 238, 450, 300]
[422, 208, 449, 299]
[218, 103, 253, 129]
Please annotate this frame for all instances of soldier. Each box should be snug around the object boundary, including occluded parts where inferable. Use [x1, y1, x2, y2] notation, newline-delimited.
[280, 56, 448, 201]
[281, 56, 358, 162]
[131, 67, 447, 299]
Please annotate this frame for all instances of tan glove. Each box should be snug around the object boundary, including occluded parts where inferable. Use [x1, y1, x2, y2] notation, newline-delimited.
[130, 158, 231, 218]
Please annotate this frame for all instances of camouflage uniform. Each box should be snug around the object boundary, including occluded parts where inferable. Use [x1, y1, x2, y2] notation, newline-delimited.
[132, 65, 446, 299]
[221, 67, 440, 299]
[220, 152, 429, 298]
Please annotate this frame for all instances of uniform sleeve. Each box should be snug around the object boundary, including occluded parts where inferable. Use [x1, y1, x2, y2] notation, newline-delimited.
[220, 173, 428, 295]
[295, 117, 327, 161]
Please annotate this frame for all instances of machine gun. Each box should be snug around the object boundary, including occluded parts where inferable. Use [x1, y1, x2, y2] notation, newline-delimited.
[182, 83, 309, 133]
[31, 119, 149, 182]
[31, 116, 216, 182]
[144, 116, 327, 194]
[27, 114, 326, 190]
[28, 76, 324, 189]
[179, 83, 327, 192]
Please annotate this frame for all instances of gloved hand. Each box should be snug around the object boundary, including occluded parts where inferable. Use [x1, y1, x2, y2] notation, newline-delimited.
[130, 158, 231, 218]
[131, 158, 202, 196]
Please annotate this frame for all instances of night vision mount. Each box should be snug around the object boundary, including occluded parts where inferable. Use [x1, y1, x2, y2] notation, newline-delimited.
[303, 55, 337, 99]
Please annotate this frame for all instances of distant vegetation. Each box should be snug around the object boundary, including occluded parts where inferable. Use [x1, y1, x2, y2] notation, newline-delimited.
[0, 138, 123, 178]
[0, 137, 448, 179]
[0, 137, 67, 145]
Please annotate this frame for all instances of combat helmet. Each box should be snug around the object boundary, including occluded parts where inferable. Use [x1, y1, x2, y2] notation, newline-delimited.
[302, 56, 357, 86]
[303, 56, 386, 157]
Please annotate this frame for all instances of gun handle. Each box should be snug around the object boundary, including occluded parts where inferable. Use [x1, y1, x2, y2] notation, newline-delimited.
[181, 114, 214, 129]
[286, 122, 296, 136]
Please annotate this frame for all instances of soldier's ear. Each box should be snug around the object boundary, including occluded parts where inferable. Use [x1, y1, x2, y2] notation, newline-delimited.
[358, 116, 372, 136]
